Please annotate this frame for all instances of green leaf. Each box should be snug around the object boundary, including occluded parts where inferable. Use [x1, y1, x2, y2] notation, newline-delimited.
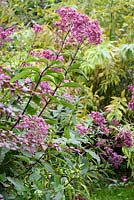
[44, 94, 75, 109]
[43, 162, 56, 175]
[26, 56, 48, 63]
[54, 191, 64, 200]
[45, 70, 64, 82]
[0, 148, 9, 163]
[41, 75, 56, 84]
[14, 155, 31, 164]
[85, 149, 100, 163]
[33, 95, 41, 104]
[11, 69, 31, 82]
[23, 66, 40, 73]
[59, 99, 75, 109]
[61, 82, 80, 88]
[27, 104, 37, 115]
[7, 177, 26, 193]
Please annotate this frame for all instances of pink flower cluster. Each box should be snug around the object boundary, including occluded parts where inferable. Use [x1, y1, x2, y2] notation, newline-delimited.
[40, 81, 52, 94]
[16, 116, 50, 153]
[0, 67, 11, 89]
[63, 92, 74, 102]
[96, 138, 106, 147]
[39, 81, 53, 105]
[108, 152, 123, 169]
[33, 24, 43, 33]
[121, 176, 128, 183]
[30, 49, 64, 62]
[105, 147, 123, 169]
[90, 111, 107, 125]
[0, 26, 16, 46]
[76, 123, 88, 135]
[55, 7, 103, 45]
[90, 111, 109, 135]
[0, 194, 4, 200]
[115, 130, 132, 148]
[0, 130, 20, 150]
[128, 85, 134, 111]
[52, 67, 65, 73]
[76, 196, 87, 200]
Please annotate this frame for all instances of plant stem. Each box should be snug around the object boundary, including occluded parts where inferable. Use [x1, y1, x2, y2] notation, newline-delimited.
[10, 66, 49, 130]
[38, 43, 82, 117]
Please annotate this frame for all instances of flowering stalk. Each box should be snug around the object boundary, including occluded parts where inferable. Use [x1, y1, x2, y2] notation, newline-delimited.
[56, 25, 73, 59]
[38, 43, 81, 117]
[10, 65, 49, 130]
[10, 8, 103, 128]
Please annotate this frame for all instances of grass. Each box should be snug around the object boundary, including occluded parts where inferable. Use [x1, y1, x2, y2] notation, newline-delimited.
[90, 184, 134, 200]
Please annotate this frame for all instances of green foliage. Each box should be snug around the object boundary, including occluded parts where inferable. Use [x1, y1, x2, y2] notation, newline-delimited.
[0, 0, 134, 199]
[91, 184, 134, 200]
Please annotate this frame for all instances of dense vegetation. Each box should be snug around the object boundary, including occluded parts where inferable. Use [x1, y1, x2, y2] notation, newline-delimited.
[0, 0, 134, 199]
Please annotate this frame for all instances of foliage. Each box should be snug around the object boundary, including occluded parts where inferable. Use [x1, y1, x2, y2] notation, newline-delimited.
[91, 183, 134, 200]
[0, 0, 134, 199]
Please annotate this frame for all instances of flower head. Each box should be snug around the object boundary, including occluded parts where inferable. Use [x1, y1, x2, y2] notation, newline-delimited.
[121, 176, 128, 183]
[108, 152, 123, 169]
[0, 26, 16, 46]
[90, 111, 107, 126]
[55, 7, 103, 45]
[30, 49, 64, 62]
[63, 92, 74, 101]
[40, 81, 51, 94]
[76, 123, 88, 135]
[0, 67, 11, 89]
[33, 24, 43, 33]
[16, 116, 50, 153]
[128, 85, 134, 111]
[115, 130, 132, 148]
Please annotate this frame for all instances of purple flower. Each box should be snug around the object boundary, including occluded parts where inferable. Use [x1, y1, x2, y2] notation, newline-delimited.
[76, 196, 87, 200]
[40, 81, 51, 94]
[16, 116, 50, 153]
[0, 194, 4, 200]
[113, 118, 120, 126]
[90, 111, 107, 126]
[0, 26, 16, 46]
[63, 92, 74, 101]
[0, 67, 11, 88]
[42, 50, 64, 62]
[30, 49, 64, 62]
[121, 176, 128, 183]
[100, 125, 109, 135]
[96, 139, 106, 147]
[128, 85, 134, 93]
[76, 123, 88, 135]
[0, 130, 19, 150]
[128, 85, 134, 111]
[33, 24, 43, 33]
[108, 152, 123, 169]
[104, 147, 113, 154]
[115, 130, 132, 148]
[55, 7, 103, 45]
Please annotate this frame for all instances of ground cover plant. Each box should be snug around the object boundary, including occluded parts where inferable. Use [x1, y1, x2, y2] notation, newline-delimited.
[90, 183, 134, 200]
[0, 0, 134, 199]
